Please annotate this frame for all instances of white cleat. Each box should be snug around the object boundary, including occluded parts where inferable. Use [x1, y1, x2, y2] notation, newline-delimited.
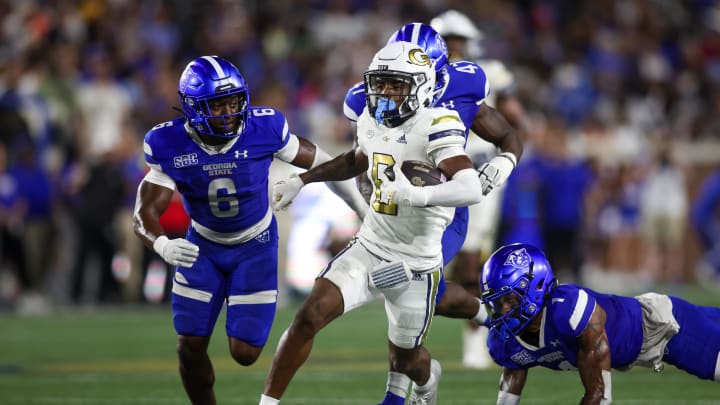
[408, 359, 442, 405]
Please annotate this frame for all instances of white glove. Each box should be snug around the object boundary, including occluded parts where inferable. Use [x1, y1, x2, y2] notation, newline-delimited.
[153, 235, 199, 268]
[382, 164, 429, 207]
[478, 152, 517, 196]
[272, 173, 304, 211]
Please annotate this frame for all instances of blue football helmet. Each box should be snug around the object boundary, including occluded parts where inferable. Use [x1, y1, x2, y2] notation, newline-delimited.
[387, 23, 449, 73]
[178, 56, 249, 138]
[480, 244, 557, 339]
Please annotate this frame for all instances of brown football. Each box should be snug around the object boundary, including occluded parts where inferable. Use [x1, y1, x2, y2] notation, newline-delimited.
[384, 160, 442, 187]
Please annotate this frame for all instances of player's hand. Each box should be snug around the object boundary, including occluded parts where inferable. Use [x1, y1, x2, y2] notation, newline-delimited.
[272, 173, 304, 211]
[478, 153, 516, 196]
[153, 235, 199, 268]
[382, 164, 428, 207]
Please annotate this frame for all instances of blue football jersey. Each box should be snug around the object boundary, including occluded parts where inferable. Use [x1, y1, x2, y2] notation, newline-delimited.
[343, 60, 490, 137]
[488, 284, 644, 371]
[143, 107, 290, 235]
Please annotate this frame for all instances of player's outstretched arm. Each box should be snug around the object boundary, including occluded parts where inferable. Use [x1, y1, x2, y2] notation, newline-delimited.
[133, 180, 199, 267]
[274, 136, 369, 216]
[300, 146, 369, 184]
[577, 304, 612, 405]
[497, 367, 527, 404]
[272, 146, 368, 211]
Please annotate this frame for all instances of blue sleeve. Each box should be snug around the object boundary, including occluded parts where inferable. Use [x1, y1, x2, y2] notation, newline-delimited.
[251, 107, 291, 152]
[549, 285, 597, 338]
[143, 128, 162, 167]
[450, 61, 490, 102]
[343, 81, 366, 122]
[143, 121, 173, 166]
[143, 119, 186, 168]
[692, 171, 720, 247]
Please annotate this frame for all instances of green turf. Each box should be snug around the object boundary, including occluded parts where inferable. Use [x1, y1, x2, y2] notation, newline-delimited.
[1, 287, 719, 405]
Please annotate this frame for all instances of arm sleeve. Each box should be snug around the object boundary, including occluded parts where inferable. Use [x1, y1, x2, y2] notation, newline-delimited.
[423, 168, 483, 207]
[274, 133, 300, 163]
[142, 167, 175, 190]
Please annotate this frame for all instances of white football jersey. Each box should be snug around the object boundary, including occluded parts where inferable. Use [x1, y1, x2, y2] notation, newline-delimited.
[356, 106, 468, 271]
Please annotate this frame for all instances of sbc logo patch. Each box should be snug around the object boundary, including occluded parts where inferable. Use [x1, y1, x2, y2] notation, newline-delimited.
[173, 153, 198, 168]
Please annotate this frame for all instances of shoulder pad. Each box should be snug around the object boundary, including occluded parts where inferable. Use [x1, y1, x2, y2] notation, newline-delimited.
[344, 81, 366, 122]
[548, 285, 597, 338]
[448, 61, 490, 100]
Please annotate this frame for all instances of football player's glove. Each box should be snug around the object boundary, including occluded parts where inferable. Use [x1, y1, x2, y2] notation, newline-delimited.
[153, 236, 199, 268]
[382, 164, 429, 207]
[272, 173, 304, 211]
[478, 152, 517, 196]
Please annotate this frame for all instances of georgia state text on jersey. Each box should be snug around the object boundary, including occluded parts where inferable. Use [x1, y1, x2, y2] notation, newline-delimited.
[344, 60, 490, 138]
[143, 107, 289, 243]
[356, 105, 467, 271]
[488, 284, 644, 371]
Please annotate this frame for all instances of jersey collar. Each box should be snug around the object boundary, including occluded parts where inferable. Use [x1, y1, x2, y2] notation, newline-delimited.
[185, 121, 239, 155]
[514, 307, 548, 351]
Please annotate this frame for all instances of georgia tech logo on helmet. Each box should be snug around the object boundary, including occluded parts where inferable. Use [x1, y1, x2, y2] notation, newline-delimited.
[408, 48, 431, 66]
[505, 248, 531, 269]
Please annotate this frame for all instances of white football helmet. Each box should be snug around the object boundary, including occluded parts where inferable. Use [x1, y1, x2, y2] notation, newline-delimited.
[430, 9, 483, 40]
[364, 41, 436, 128]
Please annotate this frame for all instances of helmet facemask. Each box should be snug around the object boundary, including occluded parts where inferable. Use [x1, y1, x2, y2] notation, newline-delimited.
[364, 71, 430, 127]
[182, 90, 248, 138]
[481, 268, 543, 339]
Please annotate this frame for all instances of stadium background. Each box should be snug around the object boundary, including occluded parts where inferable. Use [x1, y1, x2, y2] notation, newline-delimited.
[1, 0, 720, 403]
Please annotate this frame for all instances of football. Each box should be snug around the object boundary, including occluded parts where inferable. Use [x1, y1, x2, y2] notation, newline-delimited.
[385, 160, 443, 187]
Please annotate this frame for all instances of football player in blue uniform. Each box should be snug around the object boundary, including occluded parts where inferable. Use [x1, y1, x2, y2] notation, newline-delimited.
[132, 55, 365, 405]
[344, 23, 523, 404]
[481, 243, 720, 404]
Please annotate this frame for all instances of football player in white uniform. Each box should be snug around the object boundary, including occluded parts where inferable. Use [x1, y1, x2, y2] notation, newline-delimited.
[259, 42, 484, 405]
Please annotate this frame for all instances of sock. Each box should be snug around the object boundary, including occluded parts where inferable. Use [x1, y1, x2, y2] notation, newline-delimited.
[259, 394, 280, 405]
[415, 373, 436, 393]
[386, 371, 410, 397]
[473, 297, 489, 326]
[379, 391, 405, 405]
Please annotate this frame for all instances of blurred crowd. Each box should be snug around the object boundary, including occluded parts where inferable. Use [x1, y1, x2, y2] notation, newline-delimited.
[1, 0, 720, 313]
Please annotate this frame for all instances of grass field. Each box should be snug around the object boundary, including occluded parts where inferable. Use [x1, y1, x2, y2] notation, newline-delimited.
[1, 286, 719, 405]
